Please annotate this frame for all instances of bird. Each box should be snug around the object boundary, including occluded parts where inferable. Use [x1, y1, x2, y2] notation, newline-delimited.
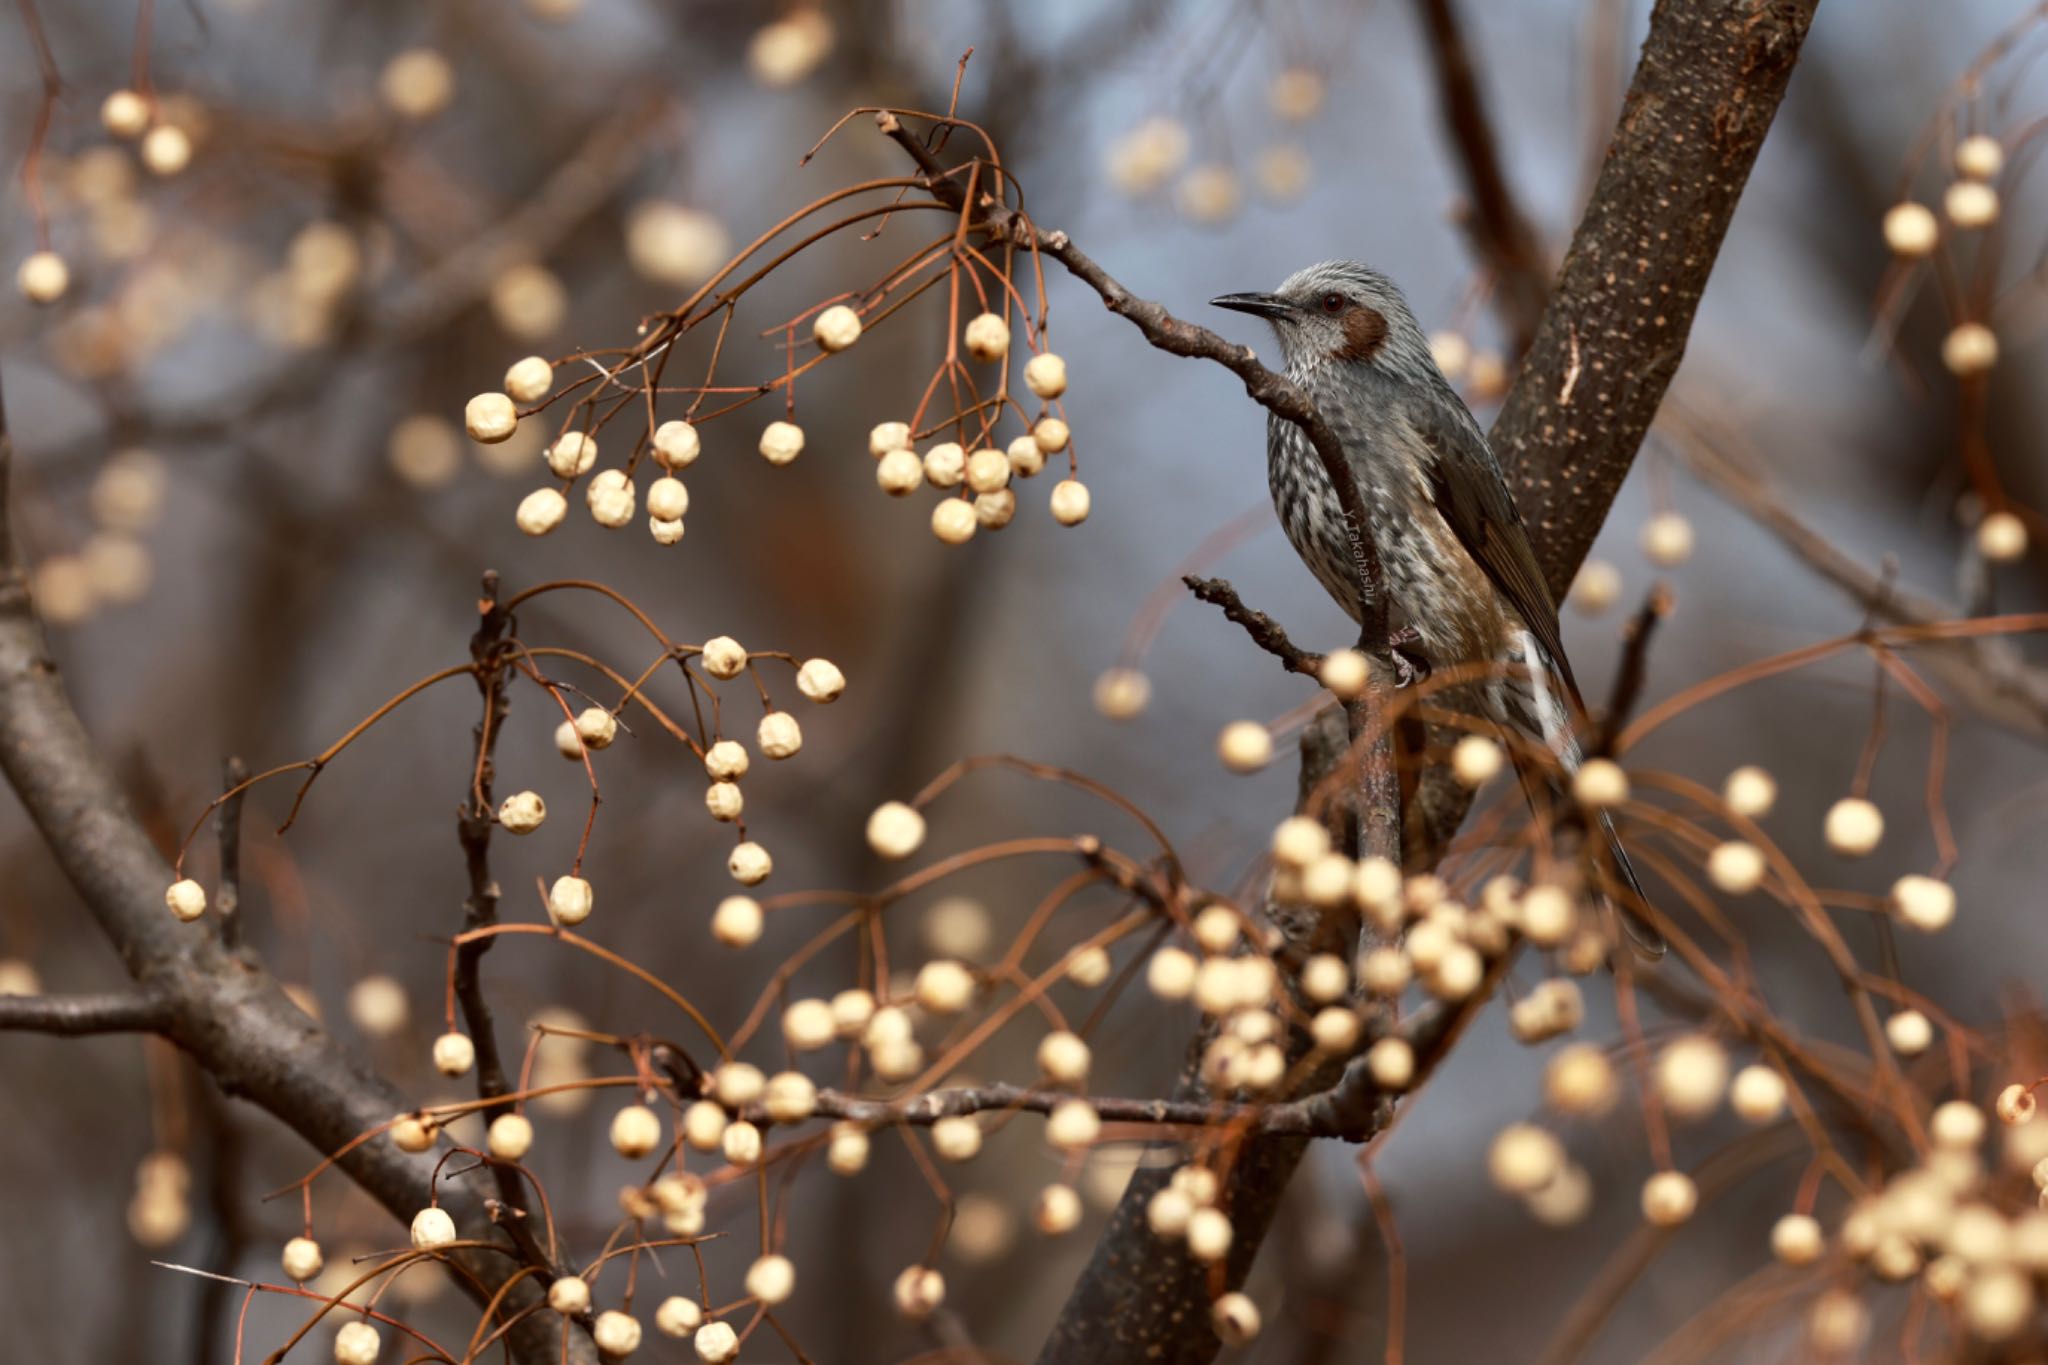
[1211, 259, 1661, 957]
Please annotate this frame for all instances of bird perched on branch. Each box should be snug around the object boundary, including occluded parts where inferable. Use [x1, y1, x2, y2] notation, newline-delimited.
[1212, 260, 1661, 957]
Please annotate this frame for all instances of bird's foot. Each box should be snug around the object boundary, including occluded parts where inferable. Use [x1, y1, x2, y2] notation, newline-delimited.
[1384, 626, 1431, 689]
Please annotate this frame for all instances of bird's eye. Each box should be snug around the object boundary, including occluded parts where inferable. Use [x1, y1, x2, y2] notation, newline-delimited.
[1319, 292, 1347, 315]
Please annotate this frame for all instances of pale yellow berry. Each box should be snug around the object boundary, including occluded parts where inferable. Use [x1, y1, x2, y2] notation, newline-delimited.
[1997, 1084, 2037, 1126]
[608, 1104, 661, 1158]
[1945, 180, 2000, 229]
[1148, 1185, 1193, 1238]
[876, 447, 922, 495]
[740, 1253, 794, 1308]
[1007, 434, 1046, 478]
[140, 124, 193, 176]
[1313, 648, 1368, 700]
[166, 878, 207, 922]
[1147, 946, 1197, 1000]
[1355, 1036, 1409, 1090]
[1509, 979, 1584, 1044]
[1024, 351, 1068, 399]
[1217, 720, 1272, 773]
[1046, 1099, 1101, 1150]
[1056, 946, 1108, 990]
[963, 313, 1009, 362]
[1037, 1030, 1092, 1084]
[692, 1319, 740, 1362]
[1451, 735, 1503, 788]
[1890, 874, 1955, 931]
[568, 709, 616, 754]
[1932, 1100, 1987, 1150]
[701, 636, 747, 680]
[650, 515, 685, 545]
[1642, 1171, 1697, 1225]
[655, 1296, 703, 1338]
[1049, 478, 1091, 526]
[1656, 1034, 1730, 1120]
[1772, 1212, 1823, 1264]
[915, 958, 974, 1014]
[812, 304, 861, 352]
[1185, 1205, 1233, 1261]
[1520, 884, 1576, 946]
[101, 89, 150, 139]
[1942, 322, 1998, 376]
[1489, 1123, 1564, 1194]
[1808, 1290, 1869, 1354]
[1886, 1009, 1933, 1055]
[964, 447, 1010, 495]
[727, 841, 772, 885]
[1723, 765, 1776, 818]
[932, 1115, 983, 1162]
[1090, 666, 1152, 720]
[585, 469, 636, 527]
[515, 487, 567, 536]
[1824, 797, 1884, 856]
[710, 1062, 764, 1110]
[681, 1100, 726, 1151]
[381, 49, 455, 119]
[1211, 1291, 1261, 1345]
[625, 198, 729, 286]
[1965, 1266, 2033, 1340]
[1545, 1043, 1618, 1115]
[758, 420, 804, 466]
[865, 801, 926, 861]
[593, 1310, 641, 1355]
[334, 1320, 383, 1365]
[16, 251, 69, 305]
[391, 1113, 439, 1152]
[498, 790, 546, 834]
[1978, 510, 2028, 562]
[410, 1206, 457, 1249]
[1033, 419, 1072, 457]
[1706, 840, 1766, 894]
[701, 781, 741, 822]
[1569, 559, 1622, 616]
[486, 1113, 534, 1160]
[646, 476, 689, 523]
[824, 991, 874, 1041]
[779, 999, 833, 1051]
[547, 1275, 591, 1314]
[1730, 1064, 1788, 1122]
[1572, 758, 1628, 807]
[869, 421, 911, 456]
[931, 497, 978, 545]
[546, 431, 597, 478]
[465, 392, 518, 443]
[922, 442, 965, 488]
[698, 740, 746, 783]
[653, 420, 700, 470]
[1270, 66, 1325, 121]
[498, 357, 550, 406]
[722, 1119, 762, 1166]
[545, 874, 591, 926]
[893, 1265, 945, 1320]
[281, 1235, 323, 1282]
[974, 494, 1015, 530]
[1956, 134, 2004, 180]
[432, 1031, 476, 1078]
[1883, 201, 1940, 257]
[1640, 512, 1694, 567]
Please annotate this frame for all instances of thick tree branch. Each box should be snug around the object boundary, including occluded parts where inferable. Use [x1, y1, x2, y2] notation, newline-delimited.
[0, 380, 586, 1364]
[1491, 0, 1822, 596]
[0, 990, 171, 1034]
[1410, 0, 1551, 354]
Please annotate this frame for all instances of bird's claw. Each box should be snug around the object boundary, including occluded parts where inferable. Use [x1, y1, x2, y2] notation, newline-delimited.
[1384, 627, 1431, 689]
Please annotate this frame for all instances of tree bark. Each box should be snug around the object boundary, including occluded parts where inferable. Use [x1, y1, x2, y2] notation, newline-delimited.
[1033, 1, 1820, 1361]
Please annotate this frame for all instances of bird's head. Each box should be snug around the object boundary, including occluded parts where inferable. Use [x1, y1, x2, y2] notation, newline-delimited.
[1210, 260, 1429, 377]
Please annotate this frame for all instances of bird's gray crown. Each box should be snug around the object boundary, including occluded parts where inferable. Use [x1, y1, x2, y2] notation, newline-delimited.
[1224, 259, 1435, 379]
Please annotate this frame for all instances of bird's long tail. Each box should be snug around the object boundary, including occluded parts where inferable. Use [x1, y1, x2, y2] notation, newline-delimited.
[1507, 635, 1666, 960]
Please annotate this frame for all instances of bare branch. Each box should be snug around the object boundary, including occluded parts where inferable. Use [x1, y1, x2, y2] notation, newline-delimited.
[1182, 575, 1322, 678]
[0, 990, 170, 1035]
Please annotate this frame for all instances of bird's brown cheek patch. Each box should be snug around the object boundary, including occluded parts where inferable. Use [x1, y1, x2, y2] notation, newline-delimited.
[1333, 306, 1389, 363]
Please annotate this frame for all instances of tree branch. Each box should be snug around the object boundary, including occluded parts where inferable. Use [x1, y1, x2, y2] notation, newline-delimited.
[1182, 575, 1321, 677]
[1410, 0, 1551, 354]
[0, 990, 170, 1034]
[1490, 0, 1822, 597]
[0, 377, 588, 1364]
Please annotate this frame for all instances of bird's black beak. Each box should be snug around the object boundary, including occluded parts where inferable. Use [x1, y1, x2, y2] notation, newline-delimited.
[1209, 291, 1293, 321]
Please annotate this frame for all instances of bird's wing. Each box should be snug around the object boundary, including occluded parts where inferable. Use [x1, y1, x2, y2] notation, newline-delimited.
[1407, 406, 1581, 708]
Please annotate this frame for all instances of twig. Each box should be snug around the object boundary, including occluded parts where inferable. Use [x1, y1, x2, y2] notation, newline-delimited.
[1182, 575, 1321, 677]
[0, 990, 170, 1034]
